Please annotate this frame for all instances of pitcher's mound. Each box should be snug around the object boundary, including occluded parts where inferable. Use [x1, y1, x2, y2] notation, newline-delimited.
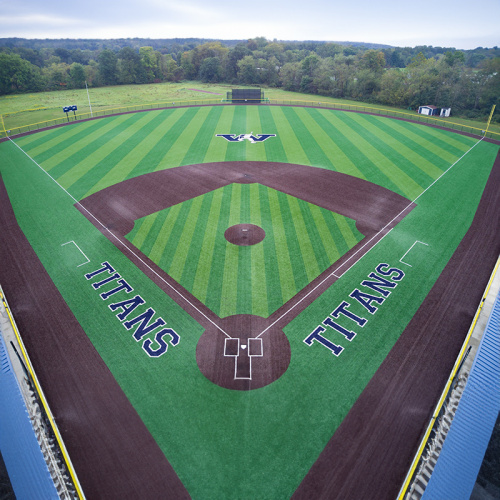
[224, 224, 265, 246]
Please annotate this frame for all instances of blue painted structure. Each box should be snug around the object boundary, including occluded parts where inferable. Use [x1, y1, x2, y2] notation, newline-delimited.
[422, 293, 500, 500]
[0, 333, 59, 499]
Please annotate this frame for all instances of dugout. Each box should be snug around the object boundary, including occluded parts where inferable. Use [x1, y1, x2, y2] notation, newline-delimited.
[227, 88, 265, 103]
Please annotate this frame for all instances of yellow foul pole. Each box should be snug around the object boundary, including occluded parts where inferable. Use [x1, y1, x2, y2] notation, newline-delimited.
[0, 114, 6, 138]
[484, 104, 496, 135]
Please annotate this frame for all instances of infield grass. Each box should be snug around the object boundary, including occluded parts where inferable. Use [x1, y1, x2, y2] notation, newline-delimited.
[126, 183, 363, 317]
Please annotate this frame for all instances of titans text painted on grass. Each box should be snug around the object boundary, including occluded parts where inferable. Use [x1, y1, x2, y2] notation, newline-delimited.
[304, 264, 405, 356]
[85, 262, 180, 357]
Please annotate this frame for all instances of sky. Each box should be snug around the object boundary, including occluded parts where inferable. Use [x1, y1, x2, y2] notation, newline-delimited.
[0, 0, 499, 50]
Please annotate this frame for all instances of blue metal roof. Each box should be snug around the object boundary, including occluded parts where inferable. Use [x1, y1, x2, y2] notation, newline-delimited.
[422, 293, 500, 500]
[0, 333, 60, 499]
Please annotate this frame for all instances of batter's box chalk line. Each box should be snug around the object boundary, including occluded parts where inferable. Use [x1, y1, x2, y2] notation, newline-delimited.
[224, 337, 263, 380]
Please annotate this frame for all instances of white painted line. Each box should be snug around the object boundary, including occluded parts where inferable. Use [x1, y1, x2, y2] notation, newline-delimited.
[400, 240, 429, 267]
[256, 137, 485, 339]
[8, 137, 232, 339]
[61, 240, 90, 267]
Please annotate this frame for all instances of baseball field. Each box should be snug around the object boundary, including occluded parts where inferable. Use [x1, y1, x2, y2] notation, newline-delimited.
[0, 103, 499, 499]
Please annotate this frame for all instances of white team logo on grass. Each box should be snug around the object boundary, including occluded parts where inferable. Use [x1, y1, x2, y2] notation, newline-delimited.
[216, 132, 276, 143]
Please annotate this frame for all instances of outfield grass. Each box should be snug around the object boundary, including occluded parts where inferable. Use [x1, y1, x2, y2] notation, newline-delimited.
[1, 81, 498, 136]
[0, 105, 498, 499]
[14, 105, 478, 202]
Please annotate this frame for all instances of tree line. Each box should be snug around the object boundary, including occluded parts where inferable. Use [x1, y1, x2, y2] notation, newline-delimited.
[0, 37, 498, 120]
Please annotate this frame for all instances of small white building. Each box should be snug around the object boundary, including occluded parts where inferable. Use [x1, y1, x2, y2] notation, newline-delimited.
[418, 105, 451, 117]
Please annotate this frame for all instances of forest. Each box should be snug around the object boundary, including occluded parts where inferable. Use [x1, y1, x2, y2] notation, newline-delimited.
[0, 37, 499, 121]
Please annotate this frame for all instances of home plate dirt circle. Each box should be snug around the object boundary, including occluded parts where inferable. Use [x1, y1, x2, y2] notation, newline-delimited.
[224, 224, 266, 246]
[196, 315, 291, 390]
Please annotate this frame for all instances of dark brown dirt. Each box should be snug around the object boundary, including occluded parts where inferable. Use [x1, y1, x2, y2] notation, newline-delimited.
[0, 177, 189, 499]
[77, 162, 414, 390]
[293, 150, 500, 499]
[224, 224, 266, 246]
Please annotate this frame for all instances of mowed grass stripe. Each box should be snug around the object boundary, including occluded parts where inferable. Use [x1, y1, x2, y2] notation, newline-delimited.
[157, 200, 194, 272]
[205, 186, 233, 315]
[281, 107, 334, 169]
[236, 184, 252, 314]
[282, 194, 319, 285]
[309, 109, 393, 185]
[299, 109, 366, 178]
[306, 204, 342, 264]
[225, 106, 248, 162]
[203, 106, 234, 163]
[164, 106, 212, 167]
[191, 188, 225, 305]
[258, 184, 284, 313]
[295, 198, 331, 273]
[148, 204, 183, 263]
[128, 212, 158, 249]
[324, 111, 420, 198]
[339, 112, 433, 188]
[249, 183, 268, 317]
[363, 115, 453, 174]
[257, 106, 288, 163]
[64, 111, 164, 198]
[180, 106, 224, 166]
[396, 119, 475, 157]
[168, 195, 205, 283]
[85, 108, 181, 195]
[322, 211, 350, 255]
[269, 106, 310, 165]
[380, 117, 473, 166]
[125, 107, 201, 179]
[42, 113, 141, 175]
[267, 188, 297, 304]
[244, 106, 268, 163]
[20, 119, 103, 157]
[333, 212, 362, 248]
[219, 184, 242, 317]
[179, 192, 216, 292]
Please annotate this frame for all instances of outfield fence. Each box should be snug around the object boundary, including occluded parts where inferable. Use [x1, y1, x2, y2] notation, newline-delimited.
[1, 98, 499, 141]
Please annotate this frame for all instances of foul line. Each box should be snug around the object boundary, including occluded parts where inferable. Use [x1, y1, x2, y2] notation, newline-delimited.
[256, 136, 485, 339]
[8, 137, 231, 339]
